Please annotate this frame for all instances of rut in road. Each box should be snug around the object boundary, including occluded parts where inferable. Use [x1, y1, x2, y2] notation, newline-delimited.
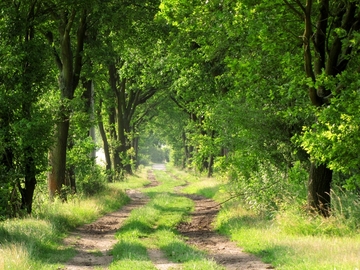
[168, 171, 274, 270]
[62, 171, 158, 270]
[176, 193, 274, 270]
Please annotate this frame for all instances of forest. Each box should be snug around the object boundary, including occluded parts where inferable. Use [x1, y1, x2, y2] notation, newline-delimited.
[1, 0, 360, 267]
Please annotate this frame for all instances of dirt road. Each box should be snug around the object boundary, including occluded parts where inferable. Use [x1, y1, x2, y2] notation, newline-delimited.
[61, 166, 273, 269]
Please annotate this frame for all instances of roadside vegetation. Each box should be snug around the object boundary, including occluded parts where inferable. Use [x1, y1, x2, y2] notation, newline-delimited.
[0, 175, 133, 270]
[171, 166, 360, 270]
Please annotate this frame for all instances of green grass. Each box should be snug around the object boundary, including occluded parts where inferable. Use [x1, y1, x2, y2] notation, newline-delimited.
[214, 203, 360, 269]
[0, 182, 130, 270]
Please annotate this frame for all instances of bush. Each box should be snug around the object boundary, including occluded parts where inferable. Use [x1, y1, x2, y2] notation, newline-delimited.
[77, 167, 106, 196]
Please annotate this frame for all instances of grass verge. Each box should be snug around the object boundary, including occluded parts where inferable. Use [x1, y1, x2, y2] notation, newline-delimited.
[0, 180, 131, 270]
[215, 203, 360, 269]
[169, 166, 360, 270]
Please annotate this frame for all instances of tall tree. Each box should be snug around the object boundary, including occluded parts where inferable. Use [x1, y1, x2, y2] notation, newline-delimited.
[46, 3, 88, 198]
[284, 0, 360, 215]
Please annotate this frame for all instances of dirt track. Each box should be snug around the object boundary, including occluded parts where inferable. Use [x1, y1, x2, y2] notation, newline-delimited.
[61, 165, 273, 269]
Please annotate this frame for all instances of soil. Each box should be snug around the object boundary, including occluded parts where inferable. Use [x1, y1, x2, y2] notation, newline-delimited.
[61, 164, 274, 269]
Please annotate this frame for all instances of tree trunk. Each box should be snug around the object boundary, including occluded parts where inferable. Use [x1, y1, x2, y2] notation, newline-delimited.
[108, 106, 119, 172]
[98, 99, 112, 181]
[301, 0, 333, 216]
[20, 150, 37, 214]
[66, 136, 76, 194]
[308, 163, 332, 216]
[17, 1, 38, 213]
[83, 79, 96, 159]
[182, 131, 188, 168]
[132, 136, 139, 169]
[207, 154, 214, 178]
[48, 113, 70, 198]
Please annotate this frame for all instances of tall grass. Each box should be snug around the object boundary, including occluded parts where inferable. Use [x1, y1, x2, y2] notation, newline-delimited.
[215, 201, 360, 269]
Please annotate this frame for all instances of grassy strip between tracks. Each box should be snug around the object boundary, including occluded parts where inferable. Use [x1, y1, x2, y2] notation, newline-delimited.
[109, 168, 224, 270]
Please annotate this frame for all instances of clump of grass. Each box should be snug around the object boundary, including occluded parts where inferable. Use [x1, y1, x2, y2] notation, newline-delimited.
[330, 187, 360, 232]
[275, 207, 354, 237]
[146, 170, 187, 195]
[0, 243, 36, 270]
[152, 229, 223, 270]
[0, 218, 74, 270]
[182, 177, 226, 201]
[115, 169, 151, 190]
[33, 186, 128, 232]
[110, 238, 155, 269]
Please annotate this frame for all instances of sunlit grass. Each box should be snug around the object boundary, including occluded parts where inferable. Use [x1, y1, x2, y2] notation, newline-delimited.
[146, 169, 187, 194]
[0, 182, 130, 270]
[167, 166, 360, 269]
[4, 165, 358, 270]
[110, 239, 156, 270]
[0, 243, 38, 270]
[151, 229, 224, 270]
[114, 169, 151, 190]
[182, 176, 227, 201]
[215, 201, 360, 270]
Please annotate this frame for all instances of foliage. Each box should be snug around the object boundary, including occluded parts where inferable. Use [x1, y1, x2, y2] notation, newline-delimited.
[299, 73, 360, 191]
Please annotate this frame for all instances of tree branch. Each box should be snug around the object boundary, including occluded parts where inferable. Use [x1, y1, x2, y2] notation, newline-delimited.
[45, 31, 63, 71]
[211, 179, 282, 208]
[73, 9, 87, 89]
[293, 0, 306, 13]
[283, 0, 304, 20]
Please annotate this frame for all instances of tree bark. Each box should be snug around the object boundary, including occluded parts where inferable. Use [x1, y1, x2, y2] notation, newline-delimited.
[98, 99, 112, 181]
[132, 136, 140, 169]
[82, 79, 97, 159]
[207, 154, 214, 178]
[18, 3, 38, 213]
[308, 163, 332, 216]
[49, 113, 70, 198]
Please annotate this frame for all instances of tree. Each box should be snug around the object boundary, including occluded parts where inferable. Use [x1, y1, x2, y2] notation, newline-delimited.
[156, 0, 310, 212]
[91, 0, 164, 177]
[45, 2, 88, 198]
[292, 0, 360, 215]
[0, 0, 53, 215]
